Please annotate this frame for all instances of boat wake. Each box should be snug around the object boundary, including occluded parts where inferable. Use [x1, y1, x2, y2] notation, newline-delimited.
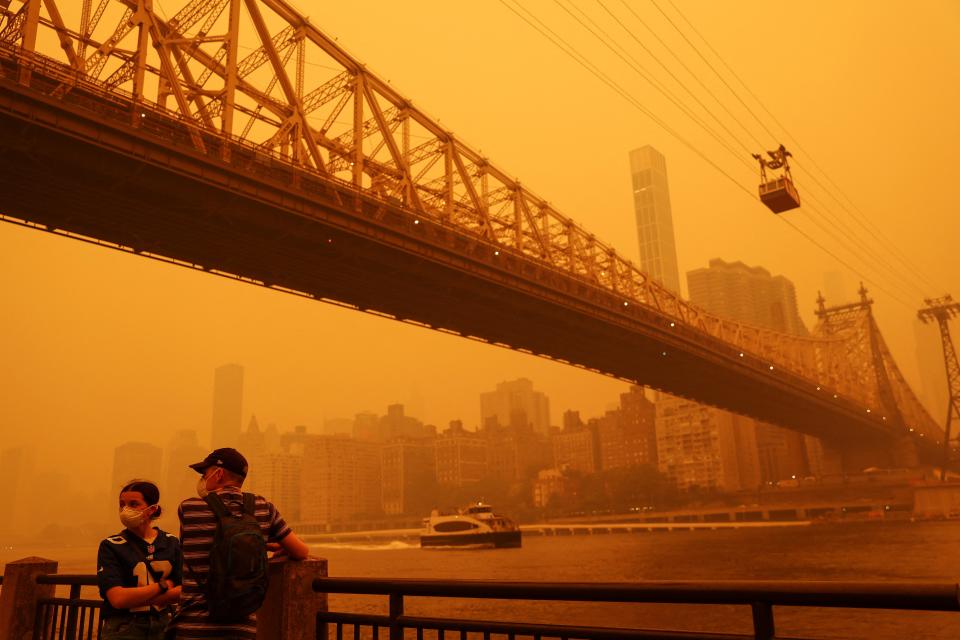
[308, 540, 418, 551]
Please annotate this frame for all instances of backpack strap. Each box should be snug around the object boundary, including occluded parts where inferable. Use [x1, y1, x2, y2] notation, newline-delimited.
[203, 492, 232, 519]
[183, 493, 232, 588]
[242, 493, 257, 517]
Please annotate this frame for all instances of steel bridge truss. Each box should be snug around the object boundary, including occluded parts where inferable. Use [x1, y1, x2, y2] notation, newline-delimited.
[0, 0, 944, 451]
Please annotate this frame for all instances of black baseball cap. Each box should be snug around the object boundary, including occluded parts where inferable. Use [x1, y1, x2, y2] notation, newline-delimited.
[188, 448, 249, 477]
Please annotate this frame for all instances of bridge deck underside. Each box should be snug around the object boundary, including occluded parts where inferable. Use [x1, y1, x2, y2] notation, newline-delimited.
[0, 71, 932, 460]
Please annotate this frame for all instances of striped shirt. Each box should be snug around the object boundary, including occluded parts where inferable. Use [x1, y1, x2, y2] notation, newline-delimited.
[167, 490, 291, 639]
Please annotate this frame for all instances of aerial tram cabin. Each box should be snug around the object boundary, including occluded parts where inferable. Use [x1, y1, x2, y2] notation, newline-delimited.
[753, 144, 801, 213]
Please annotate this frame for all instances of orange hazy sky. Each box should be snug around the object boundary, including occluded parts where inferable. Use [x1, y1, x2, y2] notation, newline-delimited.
[1, 1, 958, 490]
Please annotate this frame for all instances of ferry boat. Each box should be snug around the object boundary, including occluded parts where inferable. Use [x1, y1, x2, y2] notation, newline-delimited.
[420, 502, 522, 548]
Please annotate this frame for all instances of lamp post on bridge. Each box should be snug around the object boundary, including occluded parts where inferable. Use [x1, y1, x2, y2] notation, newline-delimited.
[918, 296, 960, 481]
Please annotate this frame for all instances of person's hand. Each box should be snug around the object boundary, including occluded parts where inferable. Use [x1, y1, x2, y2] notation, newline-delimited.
[266, 542, 282, 552]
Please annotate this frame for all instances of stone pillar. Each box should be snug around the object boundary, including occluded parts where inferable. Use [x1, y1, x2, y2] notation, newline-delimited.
[257, 557, 327, 640]
[0, 556, 58, 640]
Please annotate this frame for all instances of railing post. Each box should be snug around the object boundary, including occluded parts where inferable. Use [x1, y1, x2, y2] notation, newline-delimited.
[389, 592, 404, 640]
[63, 584, 81, 639]
[751, 601, 775, 640]
[256, 557, 327, 640]
[0, 556, 58, 640]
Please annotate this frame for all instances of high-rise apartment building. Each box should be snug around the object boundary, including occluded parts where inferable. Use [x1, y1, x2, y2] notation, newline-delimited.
[687, 259, 807, 336]
[211, 363, 244, 449]
[381, 440, 436, 515]
[299, 435, 381, 526]
[629, 145, 681, 293]
[552, 424, 598, 474]
[435, 421, 488, 486]
[480, 378, 550, 435]
[654, 396, 743, 491]
[112, 442, 164, 494]
[597, 386, 658, 470]
[248, 452, 302, 523]
[686, 258, 813, 482]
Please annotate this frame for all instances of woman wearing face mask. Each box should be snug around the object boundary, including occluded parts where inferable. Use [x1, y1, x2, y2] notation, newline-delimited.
[96, 480, 183, 640]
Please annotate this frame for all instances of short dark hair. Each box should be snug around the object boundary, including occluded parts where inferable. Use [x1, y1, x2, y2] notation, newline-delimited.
[120, 479, 163, 520]
[221, 468, 246, 487]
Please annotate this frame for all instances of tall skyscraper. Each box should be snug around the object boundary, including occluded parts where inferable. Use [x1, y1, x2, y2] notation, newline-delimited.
[629, 145, 681, 293]
[480, 378, 551, 435]
[211, 363, 244, 449]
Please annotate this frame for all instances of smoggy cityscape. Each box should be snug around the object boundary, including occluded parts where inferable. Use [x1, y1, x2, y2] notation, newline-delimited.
[1, 1, 959, 639]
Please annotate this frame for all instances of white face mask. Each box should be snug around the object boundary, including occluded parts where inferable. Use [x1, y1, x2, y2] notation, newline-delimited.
[119, 506, 150, 529]
[197, 474, 211, 498]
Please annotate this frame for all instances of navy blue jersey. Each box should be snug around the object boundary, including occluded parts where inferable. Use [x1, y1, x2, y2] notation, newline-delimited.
[96, 528, 182, 619]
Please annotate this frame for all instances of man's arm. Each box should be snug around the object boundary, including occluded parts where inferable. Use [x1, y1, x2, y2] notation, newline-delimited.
[277, 531, 310, 560]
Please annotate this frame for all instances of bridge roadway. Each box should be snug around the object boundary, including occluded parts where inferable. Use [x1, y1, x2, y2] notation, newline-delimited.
[0, 50, 932, 462]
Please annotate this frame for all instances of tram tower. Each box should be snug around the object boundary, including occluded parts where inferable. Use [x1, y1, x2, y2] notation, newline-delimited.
[918, 296, 960, 479]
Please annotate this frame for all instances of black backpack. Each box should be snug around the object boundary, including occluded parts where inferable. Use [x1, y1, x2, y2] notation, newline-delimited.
[201, 492, 269, 622]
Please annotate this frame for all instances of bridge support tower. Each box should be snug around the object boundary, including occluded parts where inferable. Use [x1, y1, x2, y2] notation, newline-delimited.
[918, 296, 960, 479]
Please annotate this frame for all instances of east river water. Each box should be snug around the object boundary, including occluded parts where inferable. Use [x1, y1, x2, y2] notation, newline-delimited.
[4, 520, 960, 638]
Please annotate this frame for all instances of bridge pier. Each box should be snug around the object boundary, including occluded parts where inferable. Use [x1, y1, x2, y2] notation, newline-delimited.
[891, 437, 920, 469]
[838, 444, 893, 473]
[835, 436, 919, 473]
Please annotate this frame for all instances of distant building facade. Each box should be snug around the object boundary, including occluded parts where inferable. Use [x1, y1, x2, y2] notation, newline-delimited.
[654, 397, 742, 492]
[597, 386, 658, 470]
[480, 378, 551, 435]
[164, 430, 206, 508]
[380, 404, 434, 441]
[435, 421, 488, 486]
[248, 452, 302, 523]
[629, 145, 681, 293]
[532, 468, 572, 508]
[687, 258, 807, 336]
[552, 423, 598, 474]
[112, 442, 163, 494]
[211, 363, 244, 449]
[686, 258, 814, 483]
[381, 440, 436, 515]
[299, 435, 381, 526]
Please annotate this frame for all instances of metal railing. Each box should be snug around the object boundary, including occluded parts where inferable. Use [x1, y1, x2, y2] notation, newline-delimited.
[33, 575, 102, 640]
[313, 576, 960, 640]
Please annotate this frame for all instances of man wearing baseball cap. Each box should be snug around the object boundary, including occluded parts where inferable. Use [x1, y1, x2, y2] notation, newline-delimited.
[166, 448, 310, 639]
